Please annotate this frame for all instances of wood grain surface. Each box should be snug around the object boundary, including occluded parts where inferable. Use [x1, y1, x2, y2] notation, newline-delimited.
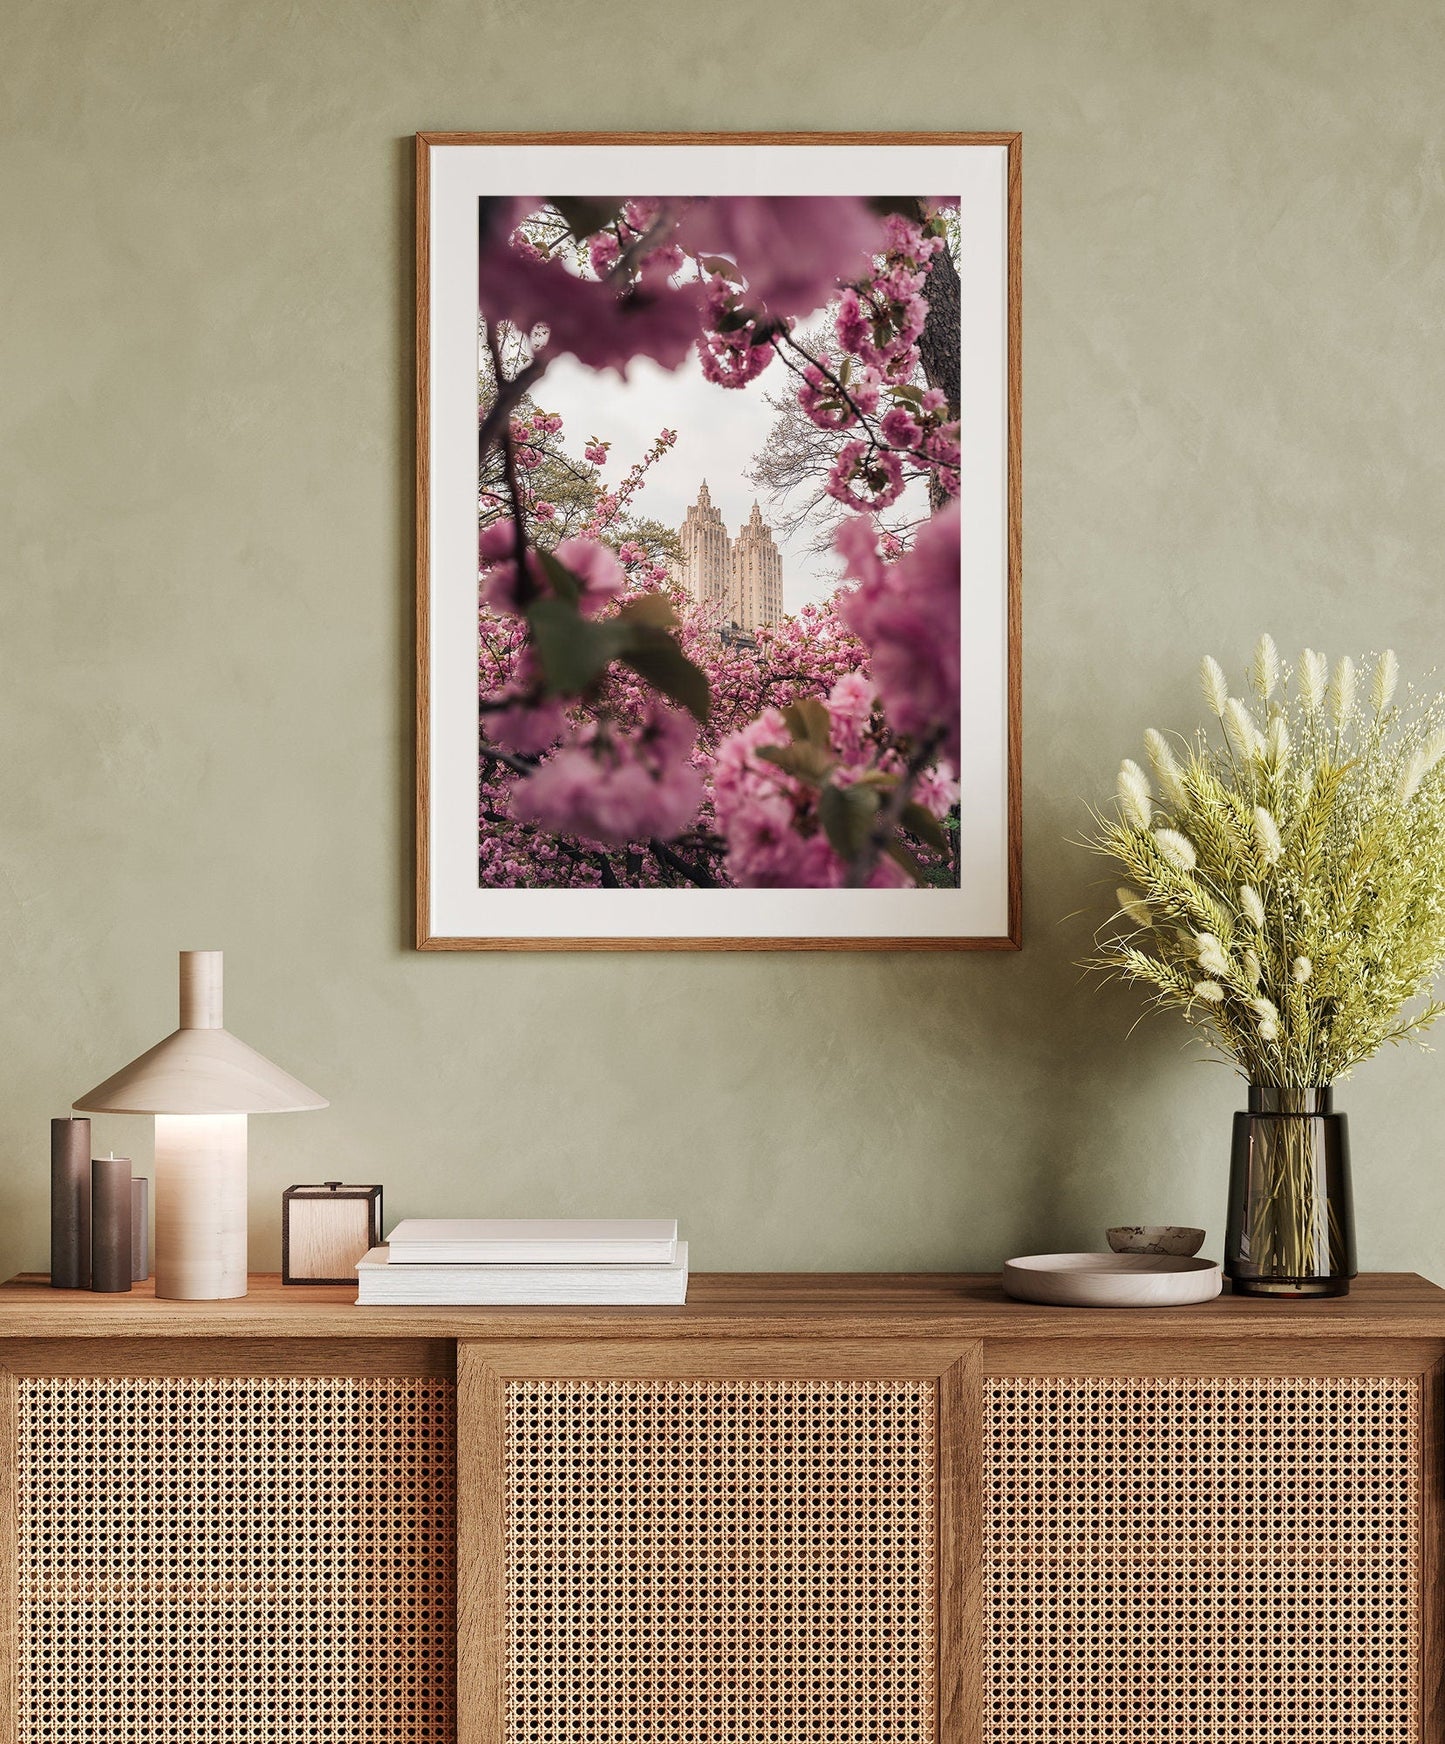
[1422, 1356, 1445, 1742]
[3, 1270, 1442, 1340]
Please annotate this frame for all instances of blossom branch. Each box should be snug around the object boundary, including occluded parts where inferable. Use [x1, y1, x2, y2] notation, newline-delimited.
[846, 727, 946, 889]
[478, 333, 547, 470]
[648, 837, 719, 889]
[774, 331, 945, 476]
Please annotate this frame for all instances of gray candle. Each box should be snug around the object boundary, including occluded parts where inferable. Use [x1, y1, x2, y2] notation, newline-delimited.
[50, 1117, 91, 1289]
[131, 1177, 150, 1283]
[91, 1153, 132, 1293]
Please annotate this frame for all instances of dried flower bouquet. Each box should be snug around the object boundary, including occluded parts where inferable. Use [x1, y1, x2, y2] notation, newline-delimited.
[1084, 637, 1445, 1286]
[1088, 636, 1445, 1086]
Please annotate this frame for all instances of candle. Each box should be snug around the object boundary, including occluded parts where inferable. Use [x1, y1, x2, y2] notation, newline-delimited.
[91, 1153, 133, 1294]
[131, 1178, 150, 1283]
[50, 1117, 91, 1289]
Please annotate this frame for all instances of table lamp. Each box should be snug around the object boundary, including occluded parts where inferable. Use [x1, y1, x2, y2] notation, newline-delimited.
[74, 950, 327, 1300]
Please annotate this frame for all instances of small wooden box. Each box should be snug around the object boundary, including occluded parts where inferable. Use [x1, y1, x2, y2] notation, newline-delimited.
[281, 1182, 383, 1285]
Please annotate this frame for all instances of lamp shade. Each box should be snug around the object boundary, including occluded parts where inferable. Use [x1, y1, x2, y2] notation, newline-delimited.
[74, 951, 327, 1116]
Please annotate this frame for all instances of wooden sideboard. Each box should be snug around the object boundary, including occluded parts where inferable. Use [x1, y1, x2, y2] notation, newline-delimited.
[0, 1270, 1438, 1743]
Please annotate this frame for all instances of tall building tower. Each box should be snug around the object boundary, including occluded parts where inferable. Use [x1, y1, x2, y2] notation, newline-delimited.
[676, 480, 731, 613]
[729, 501, 784, 631]
[676, 485, 784, 632]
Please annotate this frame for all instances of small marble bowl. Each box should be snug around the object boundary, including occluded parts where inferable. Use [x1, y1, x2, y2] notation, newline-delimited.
[1107, 1225, 1206, 1257]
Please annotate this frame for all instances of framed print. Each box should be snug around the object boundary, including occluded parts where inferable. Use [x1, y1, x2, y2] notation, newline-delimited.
[416, 131, 1020, 950]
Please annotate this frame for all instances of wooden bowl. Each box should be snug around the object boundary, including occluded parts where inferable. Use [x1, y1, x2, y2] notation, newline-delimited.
[1002, 1252, 1222, 1308]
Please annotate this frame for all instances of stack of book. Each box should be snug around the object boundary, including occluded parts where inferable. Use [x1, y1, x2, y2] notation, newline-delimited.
[355, 1217, 688, 1305]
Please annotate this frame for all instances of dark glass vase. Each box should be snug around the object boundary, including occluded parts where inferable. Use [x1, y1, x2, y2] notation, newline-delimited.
[1225, 1086, 1356, 1297]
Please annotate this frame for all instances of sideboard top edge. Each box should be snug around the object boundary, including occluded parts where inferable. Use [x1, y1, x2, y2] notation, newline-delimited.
[0, 1272, 1439, 1340]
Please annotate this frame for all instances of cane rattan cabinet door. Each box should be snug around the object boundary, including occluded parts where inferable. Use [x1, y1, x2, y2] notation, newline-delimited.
[458, 1339, 978, 1744]
[983, 1366, 1430, 1744]
[3, 1281, 1438, 1744]
[10, 1365, 457, 1744]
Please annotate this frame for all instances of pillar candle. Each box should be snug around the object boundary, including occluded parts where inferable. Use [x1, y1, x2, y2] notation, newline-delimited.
[131, 1177, 150, 1283]
[50, 1117, 91, 1289]
[91, 1153, 132, 1294]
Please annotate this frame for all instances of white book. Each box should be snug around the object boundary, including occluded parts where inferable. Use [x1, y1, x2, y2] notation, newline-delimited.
[384, 1217, 678, 1267]
[355, 1243, 689, 1306]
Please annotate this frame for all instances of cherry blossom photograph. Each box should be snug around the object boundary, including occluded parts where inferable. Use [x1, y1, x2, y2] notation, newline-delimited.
[417, 136, 1018, 948]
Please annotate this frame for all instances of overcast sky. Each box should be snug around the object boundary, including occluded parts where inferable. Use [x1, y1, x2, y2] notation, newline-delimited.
[532, 329, 844, 611]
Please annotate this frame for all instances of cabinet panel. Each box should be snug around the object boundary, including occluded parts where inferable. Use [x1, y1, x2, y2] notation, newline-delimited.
[984, 1373, 1421, 1743]
[14, 1374, 456, 1744]
[460, 1340, 977, 1744]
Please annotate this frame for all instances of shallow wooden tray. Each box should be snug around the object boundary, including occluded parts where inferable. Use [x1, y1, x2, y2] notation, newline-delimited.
[1002, 1251, 1223, 1308]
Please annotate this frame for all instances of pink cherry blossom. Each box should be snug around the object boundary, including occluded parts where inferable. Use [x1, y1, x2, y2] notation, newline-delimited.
[478, 529, 627, 618]
[834, 288, 871, 358]
[510, 704, 703, 847]
[710, 711, 811, 886]
[696, 273, 778, 387]
[723, 792, 814, 886]
[588, 232, 621, 277]
[797, 362, 858, 431]
[479, 520, 517, 563]
[620, 198, 663, 237]
[914, 761, 961, 819]
[578, 429, 675, 538]
[826, 672, 877, 754]
[488, 697, 568, 755]
[477, 573, 951, 889]
[480, 560, 527, 615]
[479, 224, 705, 377]
[848, 368, 883, 417]
[553, 537, 626, 615]
[711, 708, 792, 811]
[699, 329, 775, 387]
[638, 242, 685, 286]
[835, 504, 961, 766]
[678, 196, 883, 319]
[710, 683, 926, 890]
[826, 443, 906, 512]
[880, 406, 923, 450]
[880, 212, 944, 260]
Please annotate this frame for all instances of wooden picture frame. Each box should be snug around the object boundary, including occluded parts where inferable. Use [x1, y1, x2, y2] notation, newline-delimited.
[416, 132, 1021, 951]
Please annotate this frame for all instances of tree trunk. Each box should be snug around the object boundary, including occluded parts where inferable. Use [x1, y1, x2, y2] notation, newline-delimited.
[919, 243, 961, 422]
[905, 201, 961, 511]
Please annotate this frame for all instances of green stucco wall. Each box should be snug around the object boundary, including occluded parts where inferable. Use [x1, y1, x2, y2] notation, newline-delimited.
[4, 0, 1442, 1279]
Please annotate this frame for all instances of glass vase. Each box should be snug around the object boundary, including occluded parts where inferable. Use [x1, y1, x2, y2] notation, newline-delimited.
[1225, 1086, 1356, 1297]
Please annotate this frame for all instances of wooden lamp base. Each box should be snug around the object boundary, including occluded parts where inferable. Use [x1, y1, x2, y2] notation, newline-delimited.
[154, 1113, 248, 1299]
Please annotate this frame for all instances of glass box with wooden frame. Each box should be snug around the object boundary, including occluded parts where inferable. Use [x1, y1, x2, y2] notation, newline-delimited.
[281, 1182, 383, 1285]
